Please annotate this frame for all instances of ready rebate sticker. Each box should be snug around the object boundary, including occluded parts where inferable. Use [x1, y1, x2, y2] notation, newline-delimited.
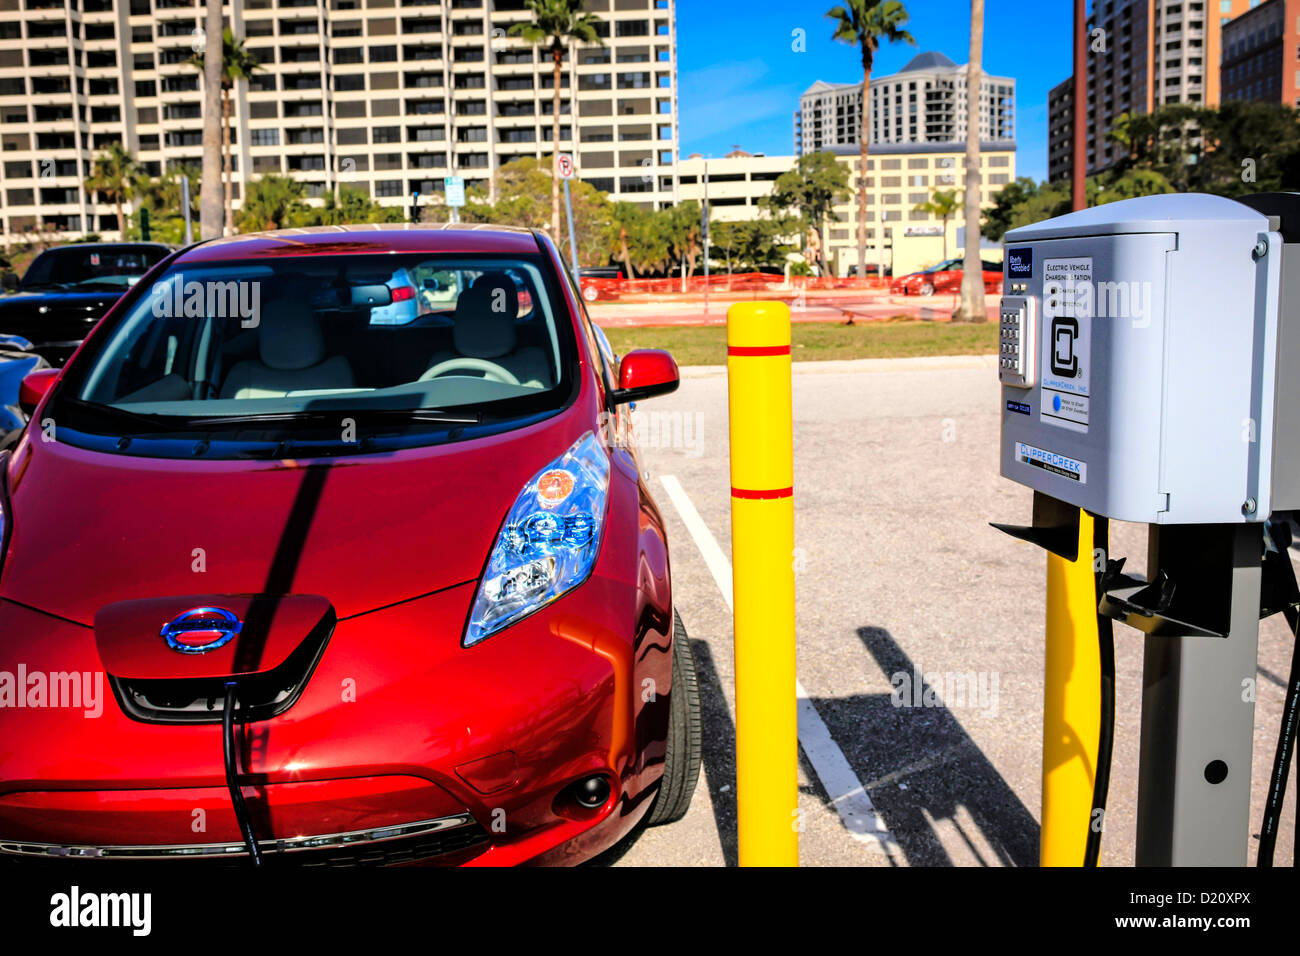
[536, 469, 576, 507]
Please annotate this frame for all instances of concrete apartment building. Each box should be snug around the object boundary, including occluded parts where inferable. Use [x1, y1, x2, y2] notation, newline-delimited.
[0, 0, 679, 242]
[1046, 0, 1253, 182]
[823, 140, 1015, 278]
[1221, 0, 1300, 105]
[675, 150, 792, 222]
[795, 51, 1015, 155]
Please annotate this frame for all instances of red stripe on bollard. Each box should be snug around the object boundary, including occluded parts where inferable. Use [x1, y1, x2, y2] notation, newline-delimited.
[727, 345, 791, 357]
[730, 486, 794, 500]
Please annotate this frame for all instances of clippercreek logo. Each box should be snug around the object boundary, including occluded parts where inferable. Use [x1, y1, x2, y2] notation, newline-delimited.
[151, 273, 262, 327]
[0, 665, 103, 718]
[49, 886, 151, 936]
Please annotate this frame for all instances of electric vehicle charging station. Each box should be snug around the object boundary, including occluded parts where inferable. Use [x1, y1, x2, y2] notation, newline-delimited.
[996, 192, 1300, 866]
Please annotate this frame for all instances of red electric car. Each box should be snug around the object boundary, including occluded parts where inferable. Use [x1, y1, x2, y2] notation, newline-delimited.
[0, 225, 702, 866]
[889, 257, 1003, 296]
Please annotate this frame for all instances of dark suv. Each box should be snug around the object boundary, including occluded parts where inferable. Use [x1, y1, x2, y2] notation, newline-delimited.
[0, 243, 171, 366]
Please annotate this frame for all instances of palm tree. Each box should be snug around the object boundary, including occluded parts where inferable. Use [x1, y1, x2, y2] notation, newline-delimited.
[913, 188, 960, 263]
[510, 0, 603, 240]
[84, 143, 141, 238]
[199, 4, 223, 239]
[191, 29, 262, 236]
[235, 174, 308, 233]
[954, 0, 986, 322]
[827, 1, 914, 278]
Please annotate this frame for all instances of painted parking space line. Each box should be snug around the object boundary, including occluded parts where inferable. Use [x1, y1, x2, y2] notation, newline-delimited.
[658, 474, 895, 852]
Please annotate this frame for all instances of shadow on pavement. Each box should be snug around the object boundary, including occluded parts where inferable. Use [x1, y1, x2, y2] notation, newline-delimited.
[803, 625, 1039, 866]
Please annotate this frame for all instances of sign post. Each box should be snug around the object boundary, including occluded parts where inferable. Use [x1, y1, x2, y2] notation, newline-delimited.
[557, 154, 581, 290]
[444, 175, 465, 224]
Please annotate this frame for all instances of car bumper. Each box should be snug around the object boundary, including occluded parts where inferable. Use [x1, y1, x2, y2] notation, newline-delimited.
[0, 570, 672, 866]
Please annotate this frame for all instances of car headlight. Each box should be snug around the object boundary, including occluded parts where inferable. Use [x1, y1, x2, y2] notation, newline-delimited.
[464, 431, 610, 646]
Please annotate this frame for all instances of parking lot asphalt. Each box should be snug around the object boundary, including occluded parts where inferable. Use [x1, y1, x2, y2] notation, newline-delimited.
[605, 356, 1298, 867]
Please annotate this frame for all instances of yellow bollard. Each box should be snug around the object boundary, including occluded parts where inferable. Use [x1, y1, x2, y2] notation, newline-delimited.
[727, 301, 798, 867]
[1040, 508, 1103, 866]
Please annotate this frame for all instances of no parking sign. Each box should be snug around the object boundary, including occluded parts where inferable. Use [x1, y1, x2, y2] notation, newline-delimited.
[556, 154, 575, 180]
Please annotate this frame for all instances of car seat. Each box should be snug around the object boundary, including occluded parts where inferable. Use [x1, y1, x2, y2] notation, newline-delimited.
[220, 299, 355, 399]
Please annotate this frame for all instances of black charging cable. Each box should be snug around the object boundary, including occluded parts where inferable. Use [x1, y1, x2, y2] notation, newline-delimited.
[1259, 535, 1300, 867]
[222, 682, 263, 866]
[1084, 515, 1116, 867]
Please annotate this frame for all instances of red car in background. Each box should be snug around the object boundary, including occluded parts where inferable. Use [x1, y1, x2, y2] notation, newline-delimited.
[0, 225, 702, 867]
[890, 258, 1003, 296]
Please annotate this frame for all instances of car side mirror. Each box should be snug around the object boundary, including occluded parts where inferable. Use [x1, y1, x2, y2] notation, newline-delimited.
[609, 349, 679, 405]
[19, 368, 59, 417]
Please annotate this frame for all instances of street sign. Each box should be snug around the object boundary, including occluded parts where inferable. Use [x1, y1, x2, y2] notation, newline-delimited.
[556, 154, 576, 180]
[444, 176, 465, 207]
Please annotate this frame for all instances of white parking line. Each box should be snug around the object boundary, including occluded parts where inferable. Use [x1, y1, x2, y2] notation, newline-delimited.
[658, 474, 896, 852]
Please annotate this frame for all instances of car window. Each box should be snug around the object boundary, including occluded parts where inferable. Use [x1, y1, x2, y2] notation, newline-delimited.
[56, 252, 577, 451]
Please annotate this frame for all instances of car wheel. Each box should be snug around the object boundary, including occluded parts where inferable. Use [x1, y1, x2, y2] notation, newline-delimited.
[646, 609, 703, 827]
[582, 284, 598, 302]
[920, 282, 935, 296]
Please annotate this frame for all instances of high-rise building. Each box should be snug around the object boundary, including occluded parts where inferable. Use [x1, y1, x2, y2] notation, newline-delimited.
[0, 0, 679, 242]
[1046, 0, 1253, 183]
[1221, 0, 1300, 105]
[795, 51, 1015, 155]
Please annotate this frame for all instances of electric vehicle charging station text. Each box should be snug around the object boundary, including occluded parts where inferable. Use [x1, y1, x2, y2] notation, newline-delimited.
[996, 192, 1300, 866]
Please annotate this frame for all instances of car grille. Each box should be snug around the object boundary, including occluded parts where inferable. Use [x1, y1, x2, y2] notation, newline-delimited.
[0, 814, 492, 867]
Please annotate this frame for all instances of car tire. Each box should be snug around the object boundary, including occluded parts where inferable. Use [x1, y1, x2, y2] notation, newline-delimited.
[920, 282, 935, 296]
[646, 609, 703, 827]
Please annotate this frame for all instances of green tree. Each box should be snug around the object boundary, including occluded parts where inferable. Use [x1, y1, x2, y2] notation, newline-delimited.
[191, 29, 262, 236]
[712, 218, 799, 273]
[762, 151, 850, 270]
[130, 162, 201, 243]
[84, 143, 142, 237]
[827, 0, 915, 276]
[461, 156, 614, 265]
[913, 187, 960, 262]
[509, 0, 603, 240]
[236, 174, 309, 232]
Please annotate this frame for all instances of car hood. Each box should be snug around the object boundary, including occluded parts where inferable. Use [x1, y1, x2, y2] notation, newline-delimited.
[0, 415, 589, 626]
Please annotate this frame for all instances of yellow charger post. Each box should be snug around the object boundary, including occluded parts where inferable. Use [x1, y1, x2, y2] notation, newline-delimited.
[726, 301, 798, 867]
[1040, 508, 1104, 866]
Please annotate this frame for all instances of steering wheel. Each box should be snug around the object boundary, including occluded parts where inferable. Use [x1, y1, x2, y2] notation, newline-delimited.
[419, 356, 520, 385]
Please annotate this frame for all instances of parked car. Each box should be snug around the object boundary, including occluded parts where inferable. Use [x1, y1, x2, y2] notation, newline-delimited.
[0, 242, 170, 366]
[578, 266, 624, 302]
[0, 225, 701, 867]
[890, 257, 1003, 296]
[847, 264, 891, 278]
[0, 336, 48, 451]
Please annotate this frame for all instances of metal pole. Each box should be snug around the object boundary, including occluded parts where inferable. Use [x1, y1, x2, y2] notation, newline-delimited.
[727, 300, 797, 866]
[1072, 0, 1087, 211]
[563, 176, 580, 290]
[1135, 524, 1262, 865]
[181, 176, 193, 246]
[702, 158, 710, 318]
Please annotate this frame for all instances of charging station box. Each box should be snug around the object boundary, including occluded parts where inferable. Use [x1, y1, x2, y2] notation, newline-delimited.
[998, 192, 1300, 525]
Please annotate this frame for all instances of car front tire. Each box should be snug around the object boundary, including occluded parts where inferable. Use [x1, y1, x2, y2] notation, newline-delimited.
[646, 610, 703, 827]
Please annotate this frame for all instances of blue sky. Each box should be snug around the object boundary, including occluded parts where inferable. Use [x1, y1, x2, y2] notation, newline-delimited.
[675, 0, 1075, 183]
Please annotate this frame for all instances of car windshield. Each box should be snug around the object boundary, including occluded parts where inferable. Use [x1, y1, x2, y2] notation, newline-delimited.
[20, 246, 166, 291]
[53, 252, 575, 453]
